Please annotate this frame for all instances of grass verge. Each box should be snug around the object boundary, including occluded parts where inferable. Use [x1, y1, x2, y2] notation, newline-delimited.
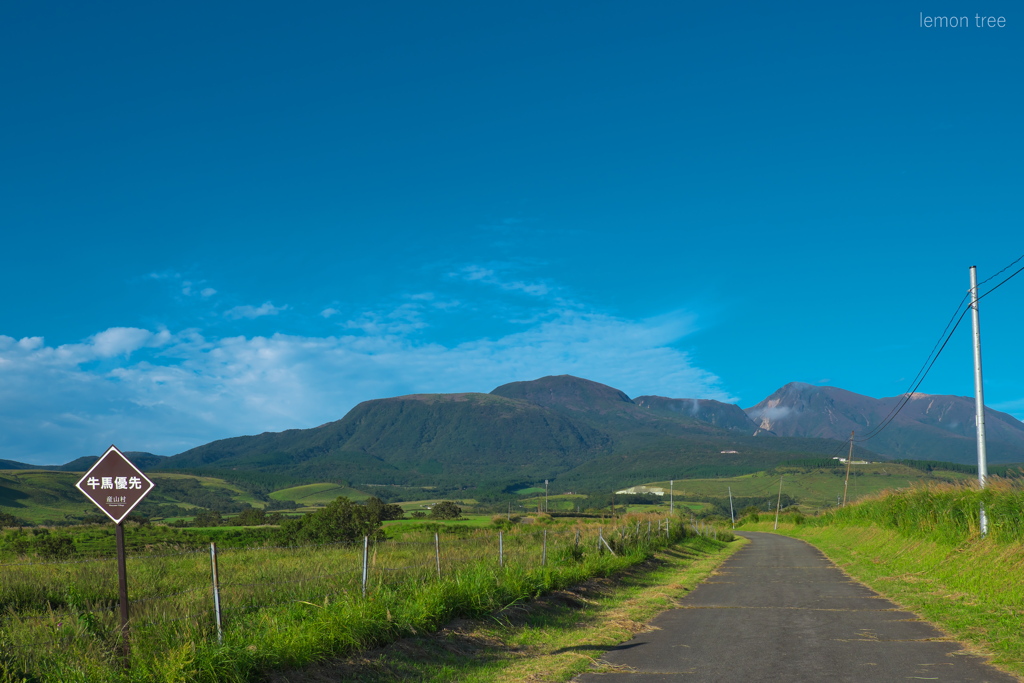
[265, 534, 745, 682]
[751, 522, 1024, 680]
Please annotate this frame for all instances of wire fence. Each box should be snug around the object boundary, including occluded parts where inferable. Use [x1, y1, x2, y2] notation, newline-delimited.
[0, 518, 696, 677]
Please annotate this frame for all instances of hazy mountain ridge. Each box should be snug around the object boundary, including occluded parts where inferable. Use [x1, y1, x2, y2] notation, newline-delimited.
[5, 376, 1020, 486]
[145, 376, 852, 491]
[745, 382, 1024, 463]
[634, 395, 760, 433]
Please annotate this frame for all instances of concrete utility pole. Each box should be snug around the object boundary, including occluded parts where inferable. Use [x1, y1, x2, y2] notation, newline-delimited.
[842, 431, 854, 506]
[728, 486, 735, 529]
[545, 479, 549, 513]
[773, 475, 784, 530]
[670, 479, 674, 513]
[969, 266, 989, 536]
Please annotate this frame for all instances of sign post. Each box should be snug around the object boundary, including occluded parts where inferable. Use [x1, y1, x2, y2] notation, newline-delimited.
[75, 445, 155, 662]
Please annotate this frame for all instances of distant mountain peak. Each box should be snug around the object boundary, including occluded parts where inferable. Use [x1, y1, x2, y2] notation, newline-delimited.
[490, 375, 634, 411]
[745, 383, 1024, 463]
[634, 395, 759, 433]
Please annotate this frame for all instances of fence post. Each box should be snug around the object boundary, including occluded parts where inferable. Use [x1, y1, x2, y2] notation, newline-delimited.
[647, 519, 652, 541]
[499, 531, 504, 568]
[434, 532, 441, 579]
[575, 528, 580, 549]
[542, 530, 547, 567]
[361, 536, 369, 598]
[209, 542, 223, 645]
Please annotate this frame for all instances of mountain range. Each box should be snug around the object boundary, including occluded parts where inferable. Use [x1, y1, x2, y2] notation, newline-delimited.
[6, 376, 1023, 494]
[745, 382, 1024, 463]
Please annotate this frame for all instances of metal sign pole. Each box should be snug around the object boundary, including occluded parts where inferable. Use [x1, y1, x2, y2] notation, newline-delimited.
[115, 521, 130, 662]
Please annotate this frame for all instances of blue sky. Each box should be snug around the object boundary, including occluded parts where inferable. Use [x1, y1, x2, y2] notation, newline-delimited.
[1, 1, 1021, 464]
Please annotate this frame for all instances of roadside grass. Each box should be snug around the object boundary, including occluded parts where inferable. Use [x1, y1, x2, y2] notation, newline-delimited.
[0, 514, 696, 682]
[736, 480, 1024, 680]
[263, 534, 745, 683]
[759, 523, 1024, 679]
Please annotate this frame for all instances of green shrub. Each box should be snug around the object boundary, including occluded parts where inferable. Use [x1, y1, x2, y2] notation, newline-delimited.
[429, 501, 462, 520]
[278, 496, 384, 545]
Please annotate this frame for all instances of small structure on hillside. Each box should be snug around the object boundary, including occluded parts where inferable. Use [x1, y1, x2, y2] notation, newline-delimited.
[614, 485, 665, 496]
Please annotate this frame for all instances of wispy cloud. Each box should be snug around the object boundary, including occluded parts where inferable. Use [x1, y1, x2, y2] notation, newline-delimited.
[0, 306, 731, 464]
[224, 302, 288, 320]
[455, 265, 551, 297]
[148, 271, 217, 299]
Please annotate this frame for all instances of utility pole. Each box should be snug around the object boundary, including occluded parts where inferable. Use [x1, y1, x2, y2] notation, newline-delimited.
[842, 431, 854, 506]
[544, 479, 549, 513]
[773, 475, 784, 530]
[969, 265, 989, 536]
[669, 479, 674, 513]
[728, 486, 735, 529]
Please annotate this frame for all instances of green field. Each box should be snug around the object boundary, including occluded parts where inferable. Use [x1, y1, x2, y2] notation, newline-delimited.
[0, 512, 702, 682]
[384, 513, 495, 529]
[0, 470, 271, 524]
[641, 462, 973, 511]
[268, 482, 371, 505]
[0, 470, 94, 524]
[391, 498, 479, 513]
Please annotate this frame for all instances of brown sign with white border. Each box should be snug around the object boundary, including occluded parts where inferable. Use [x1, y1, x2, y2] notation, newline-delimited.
[75, 445, 155, 524]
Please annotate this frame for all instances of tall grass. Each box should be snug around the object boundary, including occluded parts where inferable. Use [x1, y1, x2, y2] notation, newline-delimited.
[0, 515, 704, 682]
[808, 478, 1024, 545]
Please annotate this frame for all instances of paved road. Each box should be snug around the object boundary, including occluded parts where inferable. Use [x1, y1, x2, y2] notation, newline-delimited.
[574, 531, 1016, 682]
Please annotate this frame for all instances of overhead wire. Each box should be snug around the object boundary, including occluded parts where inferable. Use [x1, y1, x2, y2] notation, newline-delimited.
[854, 293, 971, 443]
[854, 255, 1024, 445]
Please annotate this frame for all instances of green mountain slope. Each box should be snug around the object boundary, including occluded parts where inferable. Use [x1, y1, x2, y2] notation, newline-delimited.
[159, 391, 613, 487]
[152, 376, 869, 493]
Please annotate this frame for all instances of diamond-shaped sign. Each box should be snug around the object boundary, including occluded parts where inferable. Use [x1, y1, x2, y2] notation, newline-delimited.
[75, 445, 155, 524]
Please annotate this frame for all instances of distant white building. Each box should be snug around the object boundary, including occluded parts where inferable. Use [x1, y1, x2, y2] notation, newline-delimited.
[615, 486, 665, 496]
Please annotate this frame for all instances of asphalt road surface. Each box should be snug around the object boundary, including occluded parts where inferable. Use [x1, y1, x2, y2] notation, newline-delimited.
[574, 531, 1016, 682]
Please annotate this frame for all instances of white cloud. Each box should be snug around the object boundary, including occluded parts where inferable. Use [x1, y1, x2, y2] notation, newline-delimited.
[455, 265, 551, 297]
[0, 308, 731, 464]
[225, 302, 288, 320]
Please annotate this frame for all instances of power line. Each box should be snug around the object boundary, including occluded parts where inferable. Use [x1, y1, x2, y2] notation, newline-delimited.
[977, 252, 1024, 288]
[854, 294, 970, 443]
[855, 256, 1024, 445]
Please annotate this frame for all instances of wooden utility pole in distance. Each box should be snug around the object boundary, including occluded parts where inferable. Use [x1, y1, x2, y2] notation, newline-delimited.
[842, 431, 854, 506]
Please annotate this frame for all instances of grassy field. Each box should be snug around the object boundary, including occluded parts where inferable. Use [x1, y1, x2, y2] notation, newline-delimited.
[642, 462, 973, 512]
[0, 470, 271, 524]
[0, 513, 696, 682]
[392, 498, 479, 513]
[0, 470, 92, 524]
[271, 534, 744, 682]
[384, 514, 495, 530]
[268, 483, 370, 505]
